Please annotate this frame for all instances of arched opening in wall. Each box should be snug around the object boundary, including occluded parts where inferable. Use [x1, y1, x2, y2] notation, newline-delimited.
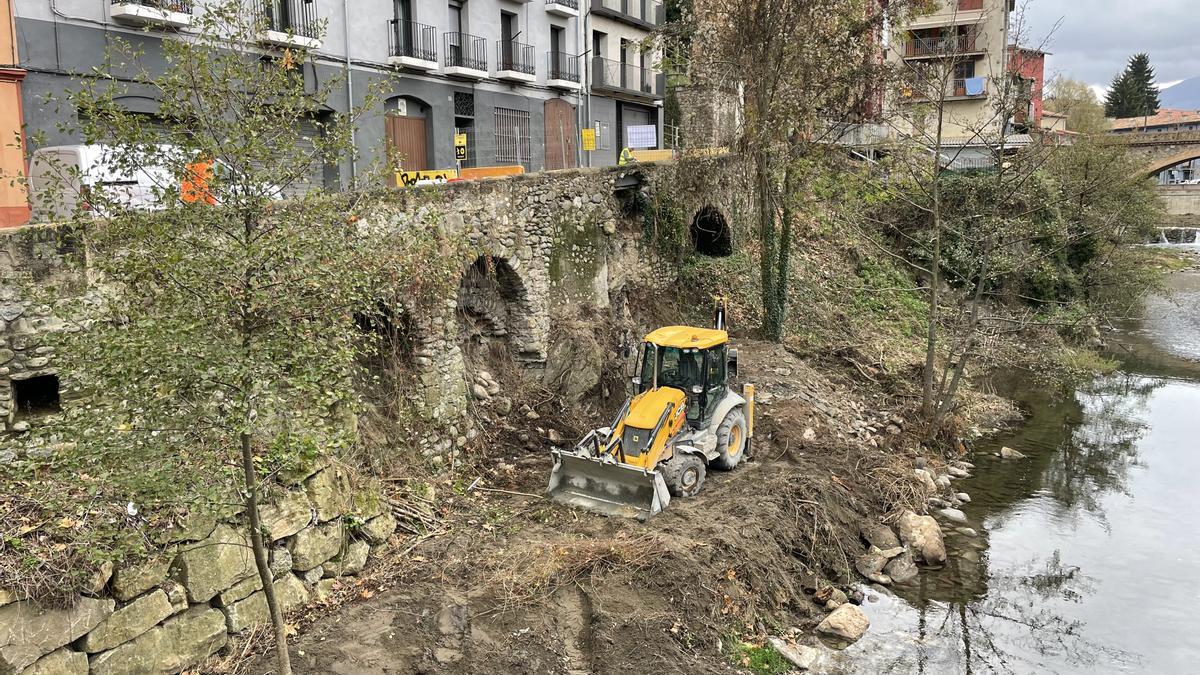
[690, 206, 733, 256]
[354, 304, 426, 468]
[457, 255, 536, 401]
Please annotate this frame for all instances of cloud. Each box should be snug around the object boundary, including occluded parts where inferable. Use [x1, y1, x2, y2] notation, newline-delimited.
[1020, 0, 1199, 90]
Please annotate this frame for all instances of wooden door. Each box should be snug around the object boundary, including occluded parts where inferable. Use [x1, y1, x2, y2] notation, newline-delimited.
[544, 99, 577, 171]
[386, 114, 428, 183]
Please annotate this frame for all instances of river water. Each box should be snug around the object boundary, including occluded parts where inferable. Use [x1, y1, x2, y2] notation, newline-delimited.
[835, 257, 1200, 674]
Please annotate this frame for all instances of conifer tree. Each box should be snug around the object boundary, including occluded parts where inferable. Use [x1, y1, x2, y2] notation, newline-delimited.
[1105, 53, 1160, 118]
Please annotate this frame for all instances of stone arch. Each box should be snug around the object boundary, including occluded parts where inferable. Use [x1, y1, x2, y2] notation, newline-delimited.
[456, 255, 541, 366]
[689, 205, 733, 256]
[1145, 149, 1200, 177]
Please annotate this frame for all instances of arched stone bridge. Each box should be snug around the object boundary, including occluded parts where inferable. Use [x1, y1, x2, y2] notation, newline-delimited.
[1118, 131, 1200, 226]
[0, 159, 751, 446]
[1121, 131, 1200, 176]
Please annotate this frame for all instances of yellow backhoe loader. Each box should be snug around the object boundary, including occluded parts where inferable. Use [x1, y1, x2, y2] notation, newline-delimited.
[547, 300, 755, 519]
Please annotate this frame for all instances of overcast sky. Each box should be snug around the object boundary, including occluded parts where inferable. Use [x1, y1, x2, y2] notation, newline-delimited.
[1021, 0, 1198, 90]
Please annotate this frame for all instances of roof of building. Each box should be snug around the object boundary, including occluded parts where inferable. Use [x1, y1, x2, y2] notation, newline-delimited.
[643, 326, 728, 349]
[1042, 110, 1067, 119]
[1110, 109, 1200, 131]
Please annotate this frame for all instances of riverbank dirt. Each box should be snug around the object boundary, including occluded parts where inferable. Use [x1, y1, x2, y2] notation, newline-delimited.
[229, 337, 1021, 674]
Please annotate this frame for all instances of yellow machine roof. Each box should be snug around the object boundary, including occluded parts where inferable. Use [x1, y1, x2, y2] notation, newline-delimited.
[644, 325, 728, 349]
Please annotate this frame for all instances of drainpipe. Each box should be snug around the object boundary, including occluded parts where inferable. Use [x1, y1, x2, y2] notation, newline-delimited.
[582, 0, 592, 167]
[343, 0, 358, 185]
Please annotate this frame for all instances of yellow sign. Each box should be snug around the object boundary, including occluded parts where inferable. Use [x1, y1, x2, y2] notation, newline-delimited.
[396, 169, 458, 187]
[454, 133, 468, 148]
[581, 128, 596, 152]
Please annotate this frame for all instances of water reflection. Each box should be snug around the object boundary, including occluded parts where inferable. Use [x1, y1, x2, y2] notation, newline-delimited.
[838, 272, 1200, 674]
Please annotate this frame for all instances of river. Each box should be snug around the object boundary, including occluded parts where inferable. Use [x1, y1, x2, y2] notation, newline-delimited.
[835, 258, 1200, 674]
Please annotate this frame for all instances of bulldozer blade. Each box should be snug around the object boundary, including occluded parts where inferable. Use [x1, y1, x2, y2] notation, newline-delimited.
[547, 451, 671, 520]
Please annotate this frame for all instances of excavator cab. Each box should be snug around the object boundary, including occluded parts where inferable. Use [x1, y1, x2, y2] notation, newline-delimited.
[633, 331, 732, 428]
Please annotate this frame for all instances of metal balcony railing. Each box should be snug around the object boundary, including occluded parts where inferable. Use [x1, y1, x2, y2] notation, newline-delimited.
[906, 33, 978, 58]
[253, 0, 320, 39]
[497, 40, 535, 75]
[388, 19, 437, 62]
[548, 51, 580, 82]
[112, 0, 194, 12]
[592, 56, 660, 96]
[952, 78, 987, 97]
[444, 32, 487, 71]
[548, 0, 579, 8]
[590, 0, 661, 26]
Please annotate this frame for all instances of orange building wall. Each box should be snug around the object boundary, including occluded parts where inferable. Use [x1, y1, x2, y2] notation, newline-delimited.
[0, 0, 29, 227]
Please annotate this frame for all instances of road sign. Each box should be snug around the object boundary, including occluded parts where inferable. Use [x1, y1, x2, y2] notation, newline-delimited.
[454, 133, 468, 161]
[581, 128, 596, 152]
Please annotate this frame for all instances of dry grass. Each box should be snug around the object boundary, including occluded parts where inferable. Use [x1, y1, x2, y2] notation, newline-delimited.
[480, 532, 667, 614]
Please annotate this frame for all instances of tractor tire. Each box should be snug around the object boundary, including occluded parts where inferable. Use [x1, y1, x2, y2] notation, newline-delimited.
[711, 408, 748, 471]
[662, 453, 706, 498]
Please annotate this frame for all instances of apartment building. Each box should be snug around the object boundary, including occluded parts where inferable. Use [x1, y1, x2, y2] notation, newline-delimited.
[888, 0, 1014, 144]
[1, 0, 28, 226]
[10, 0, 663, 197]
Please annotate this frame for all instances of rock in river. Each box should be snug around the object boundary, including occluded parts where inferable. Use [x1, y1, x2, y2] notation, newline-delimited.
[816, 604, 870, 644]
[937, 508, 968, 524]
[999, 446, 1027, 460]
[897, 511, 947, 564]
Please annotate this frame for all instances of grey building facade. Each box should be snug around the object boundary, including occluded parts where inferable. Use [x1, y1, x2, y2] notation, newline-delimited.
[12, 0, 664, 189]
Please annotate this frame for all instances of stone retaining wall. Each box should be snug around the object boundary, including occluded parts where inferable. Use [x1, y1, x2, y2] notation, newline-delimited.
[0, 461, 394, 674]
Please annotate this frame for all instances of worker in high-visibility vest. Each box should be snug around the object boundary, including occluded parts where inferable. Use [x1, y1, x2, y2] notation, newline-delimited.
[618, 147, 637, 166]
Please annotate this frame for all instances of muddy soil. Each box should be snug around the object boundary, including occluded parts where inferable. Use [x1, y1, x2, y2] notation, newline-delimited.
[240, 340, 1011, 674]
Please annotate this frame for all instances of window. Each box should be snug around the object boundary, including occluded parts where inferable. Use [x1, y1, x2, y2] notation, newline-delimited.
[494, 107, 531, 169]
[592, 30, 606, 59]
[594, 121, 612, 150]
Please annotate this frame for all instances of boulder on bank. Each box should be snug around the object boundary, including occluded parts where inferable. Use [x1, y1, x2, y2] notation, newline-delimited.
[767, 637, 825, 671]
[897, 511, 947, 564]
[815, 604, 870, 643]
[859, 521, 900, 551]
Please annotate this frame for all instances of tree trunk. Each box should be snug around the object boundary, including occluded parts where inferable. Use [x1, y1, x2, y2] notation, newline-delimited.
[756, 148, 780, 339]
[770, 158, 797, 341]
[922, 83, 949, 423]
[242, 431, 293, 675]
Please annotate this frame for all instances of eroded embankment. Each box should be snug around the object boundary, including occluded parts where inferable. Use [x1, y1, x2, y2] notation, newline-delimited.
[238, 337, 1021, 674]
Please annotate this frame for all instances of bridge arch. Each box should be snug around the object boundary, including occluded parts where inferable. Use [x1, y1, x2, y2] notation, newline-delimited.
[1145, 149, 1200, 177]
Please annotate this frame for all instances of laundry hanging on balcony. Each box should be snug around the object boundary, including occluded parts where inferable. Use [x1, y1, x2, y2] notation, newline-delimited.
[964, 77, 986, 97]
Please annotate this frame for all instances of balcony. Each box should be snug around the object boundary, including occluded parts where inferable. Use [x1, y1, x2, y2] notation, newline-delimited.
[496, 41, 536, 83]
[254, 0, 321, 49]
[590, 0, 662, 29]
[388, 20, 438, 71]
[545, 0, 579, 17]
[952, 78, 987, 98]
[592, 56, 661, 99]
[547, 51, 580, 90]
[904, 33, 981, 59]
[444, 32, 488, 79]
[110, 0, 192, 29]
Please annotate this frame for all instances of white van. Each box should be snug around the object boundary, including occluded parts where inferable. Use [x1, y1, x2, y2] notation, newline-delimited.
[28, 144, 177, 222]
